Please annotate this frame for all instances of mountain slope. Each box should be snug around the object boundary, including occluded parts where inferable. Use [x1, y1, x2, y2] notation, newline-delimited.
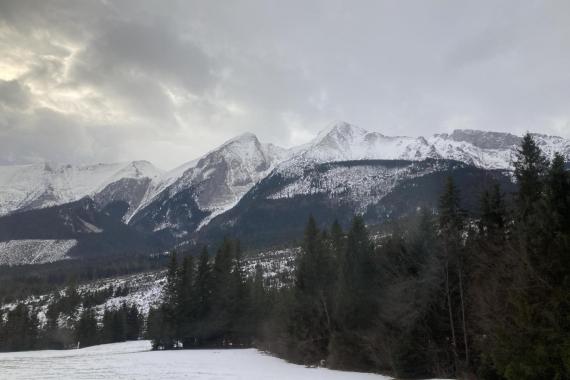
[200, 158, 515, 247]
[0, 198, 162, 260]
[0, 161, 163, 218]
[128, 133, 290, 241]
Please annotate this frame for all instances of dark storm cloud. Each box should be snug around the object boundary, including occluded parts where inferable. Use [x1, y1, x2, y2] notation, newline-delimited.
[0, 0, 569, 168]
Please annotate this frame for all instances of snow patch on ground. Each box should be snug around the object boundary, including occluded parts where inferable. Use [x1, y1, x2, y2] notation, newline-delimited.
[0, 239, 77, 266]
[0, 340, 407, 380]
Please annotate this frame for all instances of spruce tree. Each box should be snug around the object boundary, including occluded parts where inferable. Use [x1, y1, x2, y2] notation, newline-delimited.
[491, 136, 567, 380]
[329, 215, 376, 370]
[101, 308, 113, 344]
[147, 307, 167, 350]
[193, 246, 212, 345]
[178, 255, 195, 347]
[75, 308, 98, 347]
[210, 239, 237, 345]
[514, 133, 549, 220]
[438, 176, 469, 371]
[288, 216, 336, 365]
[162, 251, 180, 347]
[250, 263, 267, 333]
[126, 304, 143, 341]
[231, 241, 252, 346]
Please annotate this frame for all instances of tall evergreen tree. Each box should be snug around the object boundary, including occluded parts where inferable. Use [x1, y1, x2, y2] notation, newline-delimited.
[162, 251, 180, 347]
[75, 308, 98, 347]
[126, 304, 143, 341]
[230, 241, 253, 345]
[178, 255, 195, 347]
[514, 133, 549, 220]
[491, 136, 568, 380]
[289, 216, 335, 365]
[193, 246, 212, 345]
[330, 215, 377, 370]
[438, 176, 469, 372]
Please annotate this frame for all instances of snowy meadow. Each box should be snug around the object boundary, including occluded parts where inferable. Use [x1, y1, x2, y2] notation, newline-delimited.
[0, 340, 393, 380]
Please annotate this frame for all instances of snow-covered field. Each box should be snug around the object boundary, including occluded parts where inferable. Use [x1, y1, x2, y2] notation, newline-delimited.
[0, 340, 392, 380]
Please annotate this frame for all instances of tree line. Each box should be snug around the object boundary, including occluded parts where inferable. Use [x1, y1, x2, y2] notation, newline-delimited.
[149, 133, 570, 380]
[147, 240, 268, 349]
[0, 282, 144, 351]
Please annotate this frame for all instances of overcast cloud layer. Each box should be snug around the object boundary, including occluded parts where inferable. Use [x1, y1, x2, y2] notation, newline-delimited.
[1, 0, 569, 169]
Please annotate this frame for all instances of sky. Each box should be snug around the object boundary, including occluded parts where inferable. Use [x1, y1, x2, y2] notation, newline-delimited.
[0, 0, 569, 169]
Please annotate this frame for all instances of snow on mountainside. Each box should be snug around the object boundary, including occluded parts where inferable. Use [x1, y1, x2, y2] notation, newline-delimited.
[268, 160, 442, 211]
[0, 161, 163, 217]
[286, 122, 570, 171]
[128, 132, 291, 235]
[0, 121, 568, 238]
[300, 122, 438, 163]
[0, 239, 77, 265]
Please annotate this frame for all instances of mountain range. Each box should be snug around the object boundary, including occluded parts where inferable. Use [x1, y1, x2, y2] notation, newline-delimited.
[1, 122, 568, 264]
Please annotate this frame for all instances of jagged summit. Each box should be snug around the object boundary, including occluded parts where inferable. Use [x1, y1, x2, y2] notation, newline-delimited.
[217, 132, 260, 151]
[314, 121, 368, 141]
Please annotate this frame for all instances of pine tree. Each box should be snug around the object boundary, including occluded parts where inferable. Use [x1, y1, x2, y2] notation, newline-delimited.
[147, 306, 167, 350]
[230, 241, 252, 346]
[109, 304, 127, 343]
[162, 251, 180, 347]
[75, 308, 98, 347]
[288, 216, 336, 365]
[178, 255, 195, 347]
[479, 183, 506, 239]
[438, 176, 469, 371]
[101, 308, 113, 344]
[3, 304, 38, 351]
[490, 136, 568, 380]
[329, 215, 376, 370]
[250, 263, 267, 334]
[514, 133, 549, 220]
[193, 246, 212, 345]
[210, 238, 237, 346]
[126, 304, 143, 341]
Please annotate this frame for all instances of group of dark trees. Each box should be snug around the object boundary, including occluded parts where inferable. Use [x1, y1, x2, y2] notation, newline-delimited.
[147, 241, 269, 349]
[0, 282, 144, 351]
[76, 302, 144, 348]
[149, 134, 569, 380]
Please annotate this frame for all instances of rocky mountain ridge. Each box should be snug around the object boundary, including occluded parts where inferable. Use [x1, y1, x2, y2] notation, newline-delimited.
[0, 122, 568, 263]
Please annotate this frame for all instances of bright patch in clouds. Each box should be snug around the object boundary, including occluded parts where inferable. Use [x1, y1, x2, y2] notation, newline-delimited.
[0, 0, 569, 169]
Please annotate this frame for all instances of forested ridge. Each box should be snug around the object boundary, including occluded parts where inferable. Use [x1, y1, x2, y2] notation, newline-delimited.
[0, 280, 144, 351]
[148, 133, 570, 380]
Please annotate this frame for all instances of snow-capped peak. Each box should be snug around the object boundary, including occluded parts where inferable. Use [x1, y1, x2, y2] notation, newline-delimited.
[313, 121, 369, 143]
[298, 121, 434, 163]
[0, 161, 163, 216]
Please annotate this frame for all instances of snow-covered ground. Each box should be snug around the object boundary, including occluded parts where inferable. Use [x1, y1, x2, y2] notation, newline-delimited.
[0, 340, 394, 380]
[0, 239, 77, 265]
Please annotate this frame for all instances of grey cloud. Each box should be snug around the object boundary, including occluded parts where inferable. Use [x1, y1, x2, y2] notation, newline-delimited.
[0, 80, 31, 109]
[0, 0, 569, 169]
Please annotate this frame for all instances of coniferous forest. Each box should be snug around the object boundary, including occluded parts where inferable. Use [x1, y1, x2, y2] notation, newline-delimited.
[0, 282, 144, 351]
[147, 133, 570, 380]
